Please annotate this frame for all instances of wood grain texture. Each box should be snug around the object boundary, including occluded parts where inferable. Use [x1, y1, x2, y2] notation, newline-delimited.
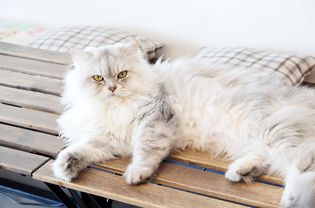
[0, 69, 62, 96]
[0, 54, 67, 79]
[0, 124, 63, 157]
[0, 104, 58, 134]
[0, 85, 62, 114]
[170, 149, 283, 185]
[34, 160, 245, 208]
[0, 146, 48, 175]
[98, 158, 282, 208]
[0, 42, 72, 65]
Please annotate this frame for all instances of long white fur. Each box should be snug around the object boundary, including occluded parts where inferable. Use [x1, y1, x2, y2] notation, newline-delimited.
[53, 41, 315, 207]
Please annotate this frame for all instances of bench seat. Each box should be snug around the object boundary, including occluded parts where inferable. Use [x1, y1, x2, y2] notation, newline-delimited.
[0, 42, 283, 208]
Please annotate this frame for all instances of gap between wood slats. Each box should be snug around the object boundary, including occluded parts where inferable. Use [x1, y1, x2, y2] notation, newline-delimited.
[0, 54, 67, 79]
[0, 42, 72, 65]
[0, 69, 62, 96]
[0, 123, 64, 157]
[0, 146, 49, 176]
[0, 85, 62, 114]
[170, 149, 284, 185]
[0, 103, 58, 135]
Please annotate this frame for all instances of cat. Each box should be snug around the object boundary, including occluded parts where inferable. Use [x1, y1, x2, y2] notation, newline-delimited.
[53, 40, 315, 208]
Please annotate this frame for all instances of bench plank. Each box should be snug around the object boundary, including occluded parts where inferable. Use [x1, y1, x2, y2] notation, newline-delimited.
[0, 124, 63, 157]
[0, 104, 58, 134]
[0, 85, 62, 114]
[171, 149, 283, 185]
[98, 158, 282, 208]
[0, 42, 71, 65]
[0, 69, 62, 96]
[34, 160, 245, 208]
[0, 146, 48, 175]
[0, 54, 67, 79]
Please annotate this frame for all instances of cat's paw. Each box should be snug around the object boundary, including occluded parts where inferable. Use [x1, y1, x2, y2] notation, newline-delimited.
[52, 150, 83, 182]
[225, 163, 263, 183]
[225, 164, 258, 183]
[225, 168, 242, 182]
[124, 164, 154, 185]
[225, 155, 266, 183]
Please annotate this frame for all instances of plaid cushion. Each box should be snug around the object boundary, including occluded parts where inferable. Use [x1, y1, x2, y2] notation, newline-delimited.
[198, 47, 315, 85]
[28, 26, 163, 62]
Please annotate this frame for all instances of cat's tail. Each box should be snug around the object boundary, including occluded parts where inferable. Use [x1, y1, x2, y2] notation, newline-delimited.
[281, 160, 315, 208]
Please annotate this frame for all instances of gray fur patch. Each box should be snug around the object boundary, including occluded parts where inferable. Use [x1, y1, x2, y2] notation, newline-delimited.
[65, 153, 86, 173]
[136, 84, 175, 125]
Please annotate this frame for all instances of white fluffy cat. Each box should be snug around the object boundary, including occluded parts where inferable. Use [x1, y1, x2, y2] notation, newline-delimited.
[53, 41, 315, 208]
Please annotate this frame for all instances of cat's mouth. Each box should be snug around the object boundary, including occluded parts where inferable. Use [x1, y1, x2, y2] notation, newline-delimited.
[106, 89, 133, 99]
[107, 92, 121, 98]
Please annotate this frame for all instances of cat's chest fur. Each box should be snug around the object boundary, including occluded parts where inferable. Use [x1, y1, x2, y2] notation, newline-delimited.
[102, 103, 136, 141]
[58, 99, 138, 145]
[101, 97, 154, 143]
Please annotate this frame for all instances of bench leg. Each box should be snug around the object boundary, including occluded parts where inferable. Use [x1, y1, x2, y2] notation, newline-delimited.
[46, 182, 112, 208]
[45, 183, 78, 208]
[81, 192, 112, 208]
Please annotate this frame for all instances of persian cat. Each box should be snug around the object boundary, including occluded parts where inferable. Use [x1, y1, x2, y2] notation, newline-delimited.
[53, 41, 315, 208]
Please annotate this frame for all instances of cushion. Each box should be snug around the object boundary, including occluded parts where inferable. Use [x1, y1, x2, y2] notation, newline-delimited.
[0, 20, 46, 45]
[198, 47, 315, 85]
[28, 26, 163, 62]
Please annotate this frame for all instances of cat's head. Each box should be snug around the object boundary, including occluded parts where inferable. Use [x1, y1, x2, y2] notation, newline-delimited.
[63, 40, 158, 105]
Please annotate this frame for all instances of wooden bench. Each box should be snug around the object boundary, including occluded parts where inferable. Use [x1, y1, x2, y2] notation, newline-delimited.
[0, 42, 283, 208]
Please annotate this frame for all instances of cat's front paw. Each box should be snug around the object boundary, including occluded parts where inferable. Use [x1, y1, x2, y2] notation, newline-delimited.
[225, 164, 259, 183]
[52, 150, 84, 182]
[225, 168, 242, 182]
[225, 157, 265, 183]
[124, 164, 154, 185]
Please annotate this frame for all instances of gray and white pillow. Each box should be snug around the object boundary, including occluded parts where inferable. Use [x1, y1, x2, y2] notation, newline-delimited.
[198, 47, 315, 85]
[28, 26, 164, 63]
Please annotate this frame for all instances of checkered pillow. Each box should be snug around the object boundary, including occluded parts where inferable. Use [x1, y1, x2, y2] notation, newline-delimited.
[28, 26, 163, 62]
[198, 47, 315, 85]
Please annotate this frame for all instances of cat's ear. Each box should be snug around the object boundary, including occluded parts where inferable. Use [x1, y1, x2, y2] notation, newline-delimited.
[122, 39, 142, 56]
[71, 50, 92, 66]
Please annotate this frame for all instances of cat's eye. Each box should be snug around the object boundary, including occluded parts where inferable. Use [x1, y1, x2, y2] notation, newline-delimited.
[92, 75, 104, 82]
[117, 70, 128, 79]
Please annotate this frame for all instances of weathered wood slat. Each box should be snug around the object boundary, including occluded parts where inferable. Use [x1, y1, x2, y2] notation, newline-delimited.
[0, 42, 72, 65]
[0, 124, 63, 157]
[170, 149, 283, 185]
[0, 85, 62, 114]
[0, 104, 58, 134]
[98, 158, 281, 208]
[0, 54, 67, 79]
[0, 69, 62, 96]
[34, 160, 245, 208]
[0, 146, 48, 175]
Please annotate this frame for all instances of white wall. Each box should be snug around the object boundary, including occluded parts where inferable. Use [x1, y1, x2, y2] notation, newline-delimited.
[1, 0, 315, 57]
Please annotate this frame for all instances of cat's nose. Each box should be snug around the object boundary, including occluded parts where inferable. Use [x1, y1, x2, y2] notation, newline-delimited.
[108, 85, 117, 92]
